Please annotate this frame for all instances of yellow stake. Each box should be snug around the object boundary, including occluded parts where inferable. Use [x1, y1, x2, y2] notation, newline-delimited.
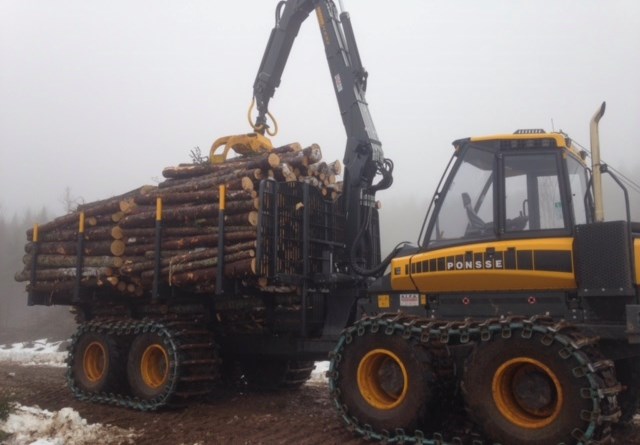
[156, 197, 163, 221]
[32, 224, 39, 242]
[219, 185, 226, 211]
[78, 212, 85, 234]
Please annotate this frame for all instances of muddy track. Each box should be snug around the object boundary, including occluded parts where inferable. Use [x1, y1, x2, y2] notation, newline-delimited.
[1, 363, 638, 445]
[0, 363, 360, 445]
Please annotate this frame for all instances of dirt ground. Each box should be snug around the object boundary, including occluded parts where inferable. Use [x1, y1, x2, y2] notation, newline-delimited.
[1, 363, 638, 445]
[0, 363, 359, 445]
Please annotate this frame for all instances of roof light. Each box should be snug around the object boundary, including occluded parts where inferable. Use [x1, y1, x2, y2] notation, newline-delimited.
[514, 129, 546, 134]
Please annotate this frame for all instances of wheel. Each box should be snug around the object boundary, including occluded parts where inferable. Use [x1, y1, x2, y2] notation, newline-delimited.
[462, 333, 598, 444]
[614, 356, 640, 424]
[240, 359, 315, 391]
[335, 330, 438, 433]
[70, 331, 123, 393]
[127, 332, 178, 401]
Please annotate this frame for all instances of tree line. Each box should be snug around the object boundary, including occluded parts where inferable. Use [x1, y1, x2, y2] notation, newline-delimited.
[0, 207, 75, 343]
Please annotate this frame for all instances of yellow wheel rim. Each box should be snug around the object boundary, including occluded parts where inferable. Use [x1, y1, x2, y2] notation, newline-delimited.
[492, 357, 564, 429]
[140, 344, 169, 389]
[357, 348, 409, 410]
[83, 341, 107, 383]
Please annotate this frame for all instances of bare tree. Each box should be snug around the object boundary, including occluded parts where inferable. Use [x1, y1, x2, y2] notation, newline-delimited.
[189, 146, 209, 165]
[59, 187, 84, 214]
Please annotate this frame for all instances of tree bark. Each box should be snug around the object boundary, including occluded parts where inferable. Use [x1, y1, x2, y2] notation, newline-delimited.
[168, 258, 256, 286]
[121, 240, 256, 275]
[162, 163, 215, 179]
[272, 142, 302, 154]
[35, 226, 122, 243]
[22, 254, 124, 269]
[27, 278, 101, 293]
[123, 230, 256, 256]
[16, 266, 113, 282]
[302, 143, 322, 163]
[119, 200, 256, 228]
[141, 250, 254, 280]
[121, 225, 254, 239]
[25, 239, 126, 257]
[152, 169, 254, 195]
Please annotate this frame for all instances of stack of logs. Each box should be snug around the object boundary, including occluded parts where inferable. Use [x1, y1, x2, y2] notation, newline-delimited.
[16, 142, 343, 297]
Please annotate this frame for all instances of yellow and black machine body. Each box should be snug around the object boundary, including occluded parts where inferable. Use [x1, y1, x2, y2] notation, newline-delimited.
[369, 131, 639, 328]
[351, 129, 640, 444]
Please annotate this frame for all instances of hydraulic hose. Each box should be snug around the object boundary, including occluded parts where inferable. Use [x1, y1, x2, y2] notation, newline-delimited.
[348, 204, 408, 277]
[349, 158, 407, 277]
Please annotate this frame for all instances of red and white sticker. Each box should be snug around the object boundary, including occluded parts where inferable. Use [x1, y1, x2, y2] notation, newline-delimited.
[399, 293, 420, 307]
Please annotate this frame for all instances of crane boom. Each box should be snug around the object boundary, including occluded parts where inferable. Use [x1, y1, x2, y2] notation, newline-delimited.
[252, 0, 393, 273]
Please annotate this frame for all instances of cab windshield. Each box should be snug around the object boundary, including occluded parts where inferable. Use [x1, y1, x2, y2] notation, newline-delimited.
[428, 146, 495, 245]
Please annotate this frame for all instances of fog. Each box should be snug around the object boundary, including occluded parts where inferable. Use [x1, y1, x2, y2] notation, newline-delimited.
[2, 1, 639, 227]
[0, 0, 639, 340]
[0, 211, 75, 343]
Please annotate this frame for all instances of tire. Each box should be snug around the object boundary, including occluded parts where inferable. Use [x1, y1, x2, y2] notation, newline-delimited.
[127, 332, 178, 401]
[615, 357, 640, 424]
[461, 334, 595, 445]
[70, 331, 123, 393]
[335, 330, 437, 433]
[240, 359, 315, 391]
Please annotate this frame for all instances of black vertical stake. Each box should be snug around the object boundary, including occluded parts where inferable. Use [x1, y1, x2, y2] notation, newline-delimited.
[272, 182, 280, 277]
[152, 197, 162, 302]
[72, 212, 85, 304]
[216, 185, 226, 295]
[28, 224, 39, 306]
[255, 180, 265, 274]
[301, 183, 310, 338]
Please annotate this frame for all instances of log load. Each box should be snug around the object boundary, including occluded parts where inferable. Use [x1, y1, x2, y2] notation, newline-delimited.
[18, 142, 343, 299]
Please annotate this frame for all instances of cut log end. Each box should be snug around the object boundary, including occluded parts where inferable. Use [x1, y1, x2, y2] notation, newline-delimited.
[248, 211, 259, 227]
[241, 176, 254, 192]
[267, 153, 280, 169]
[111, 226, 123, 240]
[110, 240, 126, 257]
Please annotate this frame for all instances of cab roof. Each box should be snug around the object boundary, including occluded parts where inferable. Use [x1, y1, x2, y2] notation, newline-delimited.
[462, 130, 585, 160]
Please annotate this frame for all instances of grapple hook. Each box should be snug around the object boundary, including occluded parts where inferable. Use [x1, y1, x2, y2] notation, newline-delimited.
[209, 133, 273, 164]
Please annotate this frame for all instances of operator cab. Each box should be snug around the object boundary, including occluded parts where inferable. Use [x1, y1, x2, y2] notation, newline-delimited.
[421, 130, 592, 249]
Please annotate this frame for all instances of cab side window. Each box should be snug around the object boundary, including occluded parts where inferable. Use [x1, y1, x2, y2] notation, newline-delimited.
[566, 156, 590, 225]
[503, 153, 566, 233]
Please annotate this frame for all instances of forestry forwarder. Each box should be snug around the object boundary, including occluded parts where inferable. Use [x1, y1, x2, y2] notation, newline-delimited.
[22, 1, 639, 444]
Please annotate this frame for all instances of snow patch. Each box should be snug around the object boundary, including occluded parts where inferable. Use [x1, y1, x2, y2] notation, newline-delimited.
[309, 361, 329, 384]
[0, 404, 138, 445]
[0, 339, 67, 367]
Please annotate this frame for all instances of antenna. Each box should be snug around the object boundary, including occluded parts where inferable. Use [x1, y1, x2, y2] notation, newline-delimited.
[550, 118, 555, 132]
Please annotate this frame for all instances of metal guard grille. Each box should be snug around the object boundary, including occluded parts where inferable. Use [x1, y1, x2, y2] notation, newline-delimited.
[256, 180, 345, 282]
[575, 221, 635, 297]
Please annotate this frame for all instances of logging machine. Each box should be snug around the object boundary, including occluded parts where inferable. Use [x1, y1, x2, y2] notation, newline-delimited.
[22, 1, 639, 444]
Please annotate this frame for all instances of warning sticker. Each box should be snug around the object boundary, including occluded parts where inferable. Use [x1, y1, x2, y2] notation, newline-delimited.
[399, 294, 420, 307]
[377, 294, 390, 309]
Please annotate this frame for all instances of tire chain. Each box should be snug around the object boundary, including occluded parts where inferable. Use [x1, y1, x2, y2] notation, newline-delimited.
[327, 314, 622, 445]
[67, 317, 221, 411]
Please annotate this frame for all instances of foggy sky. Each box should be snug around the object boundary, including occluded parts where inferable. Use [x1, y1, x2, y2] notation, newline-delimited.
[1, 0, 639, 239]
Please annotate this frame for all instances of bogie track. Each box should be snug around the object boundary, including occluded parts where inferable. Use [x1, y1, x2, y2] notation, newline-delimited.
[67, 317, 221, 411]
[328, 314, 623, 445]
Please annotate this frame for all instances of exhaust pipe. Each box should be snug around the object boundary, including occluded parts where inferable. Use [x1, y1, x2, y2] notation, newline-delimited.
[590, 101, 606, 223]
